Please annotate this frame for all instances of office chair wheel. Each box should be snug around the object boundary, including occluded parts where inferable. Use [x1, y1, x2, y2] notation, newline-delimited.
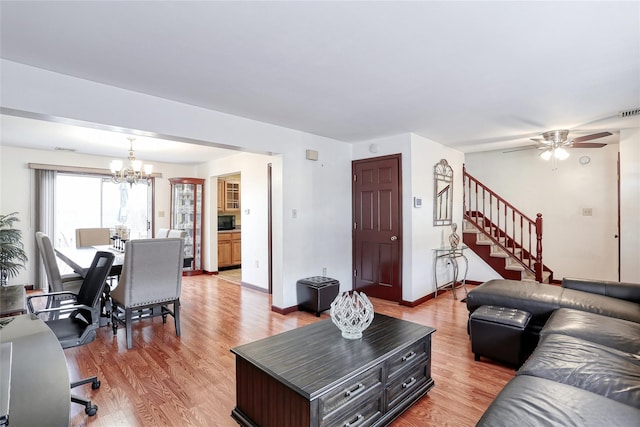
[92, 379, 101, 390]
[85, 404, 98, 416]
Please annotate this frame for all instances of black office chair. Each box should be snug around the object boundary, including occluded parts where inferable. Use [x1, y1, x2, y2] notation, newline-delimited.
[27, 251, 115, 416]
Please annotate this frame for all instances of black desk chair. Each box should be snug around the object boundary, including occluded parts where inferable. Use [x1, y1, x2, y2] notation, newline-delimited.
[27, 250, 115, 416]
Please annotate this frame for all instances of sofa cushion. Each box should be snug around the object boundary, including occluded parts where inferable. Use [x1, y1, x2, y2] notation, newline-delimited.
[466, 280, 562, 327]
[541, 308, 640, 354]
[517, 334, 640, 408]
[562, 277, 640, 304]
[476, 375, 640, 427]
[559, 287, 640, 323]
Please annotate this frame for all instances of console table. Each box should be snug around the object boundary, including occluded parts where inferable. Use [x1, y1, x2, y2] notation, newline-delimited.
[433, 245, 469, 300]
[231, 314, 435, 427]
[0, 285, 26, 318]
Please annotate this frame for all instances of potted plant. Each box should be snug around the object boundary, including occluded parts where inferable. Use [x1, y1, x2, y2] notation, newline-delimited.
[0, 212, 28, 286]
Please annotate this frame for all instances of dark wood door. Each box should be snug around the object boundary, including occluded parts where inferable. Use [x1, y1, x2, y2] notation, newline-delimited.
[352, 154, 402, 301]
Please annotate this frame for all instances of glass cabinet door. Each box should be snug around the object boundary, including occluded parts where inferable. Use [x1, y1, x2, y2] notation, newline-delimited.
[170, 177, 204, 275]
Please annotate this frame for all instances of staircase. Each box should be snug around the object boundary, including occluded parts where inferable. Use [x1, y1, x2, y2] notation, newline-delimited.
[462, 220, 551, 282]
[463, 166, 553, 283]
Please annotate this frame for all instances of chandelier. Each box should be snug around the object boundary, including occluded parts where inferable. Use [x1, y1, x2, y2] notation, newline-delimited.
[110, 137, 153, 186]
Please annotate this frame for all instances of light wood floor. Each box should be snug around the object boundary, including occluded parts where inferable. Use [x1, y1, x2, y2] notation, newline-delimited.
[65, 275, 514, 426]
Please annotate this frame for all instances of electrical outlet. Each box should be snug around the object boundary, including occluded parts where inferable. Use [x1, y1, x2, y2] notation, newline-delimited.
[322, 267, 327, 277]
[255, 260, 259, 268]
[582, 208, 593, 216]
[292, 209, 297, 219]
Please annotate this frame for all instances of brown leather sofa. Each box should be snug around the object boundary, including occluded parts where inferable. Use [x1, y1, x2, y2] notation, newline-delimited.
[466, 278, 640, 426]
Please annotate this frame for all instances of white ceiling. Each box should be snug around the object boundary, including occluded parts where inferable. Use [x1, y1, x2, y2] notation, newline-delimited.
[1, 1, 639, 162]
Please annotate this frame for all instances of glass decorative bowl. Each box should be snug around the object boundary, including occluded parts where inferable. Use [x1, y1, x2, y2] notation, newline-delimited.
[330, 291, 375, 339]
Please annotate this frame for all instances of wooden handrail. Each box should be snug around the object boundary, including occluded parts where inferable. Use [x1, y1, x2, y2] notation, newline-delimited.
[463, 165, 545, 282]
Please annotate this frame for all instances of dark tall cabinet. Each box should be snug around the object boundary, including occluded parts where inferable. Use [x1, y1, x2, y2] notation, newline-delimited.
[170, 177, 204, 275]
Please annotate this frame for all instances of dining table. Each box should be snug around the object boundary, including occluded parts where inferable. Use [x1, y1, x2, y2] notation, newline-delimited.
[55, 245, 125, 278]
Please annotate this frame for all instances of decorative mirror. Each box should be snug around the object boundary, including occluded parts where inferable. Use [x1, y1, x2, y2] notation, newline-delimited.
[433, 159, 454, 226]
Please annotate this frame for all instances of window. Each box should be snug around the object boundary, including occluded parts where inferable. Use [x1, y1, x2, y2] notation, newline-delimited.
[55, 174, 152, 248]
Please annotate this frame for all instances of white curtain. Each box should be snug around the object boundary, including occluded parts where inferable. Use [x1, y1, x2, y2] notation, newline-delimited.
[34, 169, 56, 290]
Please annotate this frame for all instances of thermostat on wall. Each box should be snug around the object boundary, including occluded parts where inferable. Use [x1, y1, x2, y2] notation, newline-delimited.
[414, 197, 423, 208]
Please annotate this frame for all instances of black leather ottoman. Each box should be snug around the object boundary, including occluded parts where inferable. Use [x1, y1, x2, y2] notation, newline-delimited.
[296, 276, 340, 316]
[470, 305, 531, 367]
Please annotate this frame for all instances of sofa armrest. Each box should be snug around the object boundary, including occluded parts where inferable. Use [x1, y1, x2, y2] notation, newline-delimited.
[562, 277, 640, 304]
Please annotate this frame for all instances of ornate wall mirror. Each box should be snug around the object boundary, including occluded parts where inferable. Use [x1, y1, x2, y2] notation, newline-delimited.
[433, 159, 454, 226]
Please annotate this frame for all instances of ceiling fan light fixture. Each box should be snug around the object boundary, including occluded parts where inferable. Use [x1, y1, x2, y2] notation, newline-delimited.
[554, 147, 570, 160]
[539, 149, 553, 161]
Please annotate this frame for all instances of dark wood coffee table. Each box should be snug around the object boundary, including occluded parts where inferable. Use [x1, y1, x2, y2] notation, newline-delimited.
[0, 285, 26, 318]
[231, 313, 436, 427]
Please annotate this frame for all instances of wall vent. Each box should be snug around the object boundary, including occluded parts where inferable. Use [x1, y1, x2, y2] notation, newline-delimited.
[618, 108, 640, 118]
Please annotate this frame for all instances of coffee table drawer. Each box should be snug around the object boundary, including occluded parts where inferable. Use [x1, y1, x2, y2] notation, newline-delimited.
[386, 362, 431, 411]
[386, 337, 429, 380]
[319, 365, 383, 419]
[320, 395, 384, 427]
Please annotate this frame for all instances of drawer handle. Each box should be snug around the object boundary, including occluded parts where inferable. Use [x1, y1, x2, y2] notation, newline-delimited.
[343, 414, 364, 427]
[344, 383, 365, 398]
[402, 377, 417, 389]
[402, 351, 416, 362]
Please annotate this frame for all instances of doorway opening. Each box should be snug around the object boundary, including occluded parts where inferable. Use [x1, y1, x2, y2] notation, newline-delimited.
[217, 173, 242, 283]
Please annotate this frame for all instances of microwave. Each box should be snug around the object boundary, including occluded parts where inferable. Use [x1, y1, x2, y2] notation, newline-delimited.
[218, 215, 236, 231]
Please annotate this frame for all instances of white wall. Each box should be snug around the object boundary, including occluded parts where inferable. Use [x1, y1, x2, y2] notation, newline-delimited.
[1, 60, 353, 309]
[465, 142, 621, 281]
[619, 128, 640, 282]
[0, 145, 196, 286]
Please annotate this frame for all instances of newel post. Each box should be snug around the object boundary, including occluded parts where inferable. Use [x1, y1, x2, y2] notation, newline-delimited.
[535, 213, 543, 283]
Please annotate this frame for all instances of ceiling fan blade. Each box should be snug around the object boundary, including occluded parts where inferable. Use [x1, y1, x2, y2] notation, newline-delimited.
[529, 138, 544, 143]
[571, 142, 607, 148]
[502, 145, 540, 153]
[572, 131, 612, 143]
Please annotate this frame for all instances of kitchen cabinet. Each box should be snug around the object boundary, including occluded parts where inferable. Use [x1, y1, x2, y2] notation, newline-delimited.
[218, 178, 240, 212]
[218, 231, 241, 268]
[170, 177, 204, 275]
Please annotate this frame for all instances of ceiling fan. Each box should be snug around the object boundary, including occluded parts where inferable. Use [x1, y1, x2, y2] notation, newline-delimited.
[533, 129, 612, 161]
[503, 129, 613, 159]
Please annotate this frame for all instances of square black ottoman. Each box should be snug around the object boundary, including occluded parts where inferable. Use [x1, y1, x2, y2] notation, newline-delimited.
[470, 305, 532, 367]
[297, 276, 340, 317]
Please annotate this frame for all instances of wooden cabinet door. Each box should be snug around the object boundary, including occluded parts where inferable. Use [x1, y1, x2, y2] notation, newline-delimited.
[218, 234, 232, 268]
[225, 181, 240, 211]
[231, 233, 242, 265]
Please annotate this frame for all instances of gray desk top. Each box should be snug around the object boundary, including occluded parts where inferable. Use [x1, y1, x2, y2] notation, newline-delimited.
[0, 314, 70, 426]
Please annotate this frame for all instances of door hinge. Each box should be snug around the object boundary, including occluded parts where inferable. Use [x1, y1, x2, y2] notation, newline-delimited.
[354, 269, 357, 277]
[353, 174, 357, 182]
[354, 222, 357, 230]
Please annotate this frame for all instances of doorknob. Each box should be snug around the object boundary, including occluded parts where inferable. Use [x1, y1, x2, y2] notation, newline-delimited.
[390, 236, 398, 241]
